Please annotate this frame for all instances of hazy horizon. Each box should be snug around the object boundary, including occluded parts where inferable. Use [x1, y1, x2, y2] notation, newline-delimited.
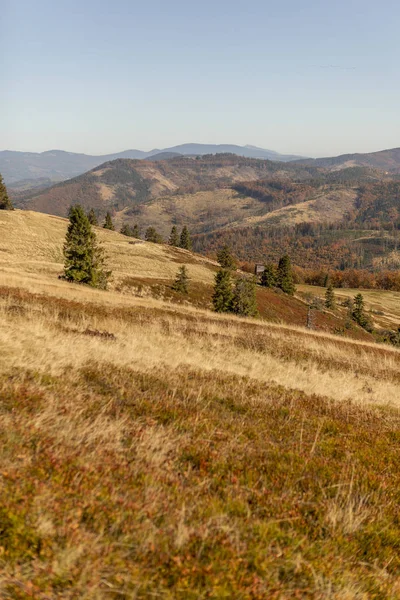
[1, 142, 400, 160]
[2, 0, 399, 157]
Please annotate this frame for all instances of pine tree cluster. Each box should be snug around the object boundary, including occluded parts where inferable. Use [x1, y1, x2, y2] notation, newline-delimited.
[169, 226, 192, 250]
[120, 224, 140, 238]
[103, 212, 115, 231]
[258, 255, 296, 295]
[83, 216, 193, 250]
[352, 293, 373, 331]
[213, 270, 258, 317]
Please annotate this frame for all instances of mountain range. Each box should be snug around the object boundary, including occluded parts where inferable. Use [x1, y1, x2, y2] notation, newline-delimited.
[0, 144, 304, 185]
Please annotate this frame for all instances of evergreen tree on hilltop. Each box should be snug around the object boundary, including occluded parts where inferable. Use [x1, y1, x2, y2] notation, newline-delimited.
[172, 266, 190, 294]
[145, 226, 163, 243]
[352, 293, 373, 331]
[87, 208, 98, 226]
[63, 205, 110, 289]
[277, 254, 295, 295]
[212, 269, 233, 313]
[103, 212, 115, 231]
[231, 276, 259, 317]
[0, 174, 13, 210]
[132, 224, 141, 239]
[180, 226, 192, 250]
[169, 225, 179, 246]
[325, 283, 336, 309]
[120, 224, 133, 236]
[260, 263, 277, 288]
[217, 245, 236, 270]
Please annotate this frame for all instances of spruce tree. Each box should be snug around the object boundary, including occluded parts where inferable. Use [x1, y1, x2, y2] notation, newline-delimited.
[172, 266, 189, 294]
[0, 174, 13, 210]
[169, 225, 179, 246]
[87, 208, 98, 226]
[325, 283, 336, 309]
[145, 226, 162, 243]
[120, 224, 132, 236]
[212, 269, 233, 313]
[231, 276, 259, 317]
[352, 293, 373, 331]
[180, 226, 192, 250]
[63, 205, 110, 289]
[260, 263, 277, 288]
[277, 254, 295, 295]
[103, 212, 115, 231]
[217, 245, 236, 270]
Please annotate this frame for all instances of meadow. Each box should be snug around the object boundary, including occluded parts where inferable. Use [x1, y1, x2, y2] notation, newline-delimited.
[298, 284, 400, 329]
[0, 210, 399, 598]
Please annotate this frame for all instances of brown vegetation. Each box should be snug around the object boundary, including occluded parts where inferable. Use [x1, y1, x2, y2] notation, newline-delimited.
[0, 209, 399, 597]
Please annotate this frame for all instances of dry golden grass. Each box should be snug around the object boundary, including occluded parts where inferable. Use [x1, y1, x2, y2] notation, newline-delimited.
[0, 209, 217, 286]
[0, 209, 399, 598]
[1, 210, 399, 409]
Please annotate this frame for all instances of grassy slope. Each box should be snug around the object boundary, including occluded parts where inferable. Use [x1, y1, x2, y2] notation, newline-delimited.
[0, 209, 371, 339]
[0, 211, 400, 598]
[298, 284, 400, 329]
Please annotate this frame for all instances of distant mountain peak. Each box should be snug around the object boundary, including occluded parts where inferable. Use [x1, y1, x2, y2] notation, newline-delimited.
[0, 143, 307, 185]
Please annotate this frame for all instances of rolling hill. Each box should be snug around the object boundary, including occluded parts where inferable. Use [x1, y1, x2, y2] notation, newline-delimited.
[11, 154, 400, 272]
[296, 146, 400, 173]
[12, 154, 315, 221]
[0, 208, 399, 597]
[1, 144, 304, 185]
[0, 209, 373, 336]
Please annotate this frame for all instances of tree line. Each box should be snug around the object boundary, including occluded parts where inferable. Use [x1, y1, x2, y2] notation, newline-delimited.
[86, 208, 193, 250]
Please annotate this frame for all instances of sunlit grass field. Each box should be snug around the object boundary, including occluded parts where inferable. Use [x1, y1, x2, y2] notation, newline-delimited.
[0, 210, 399, 598]
[298, 284, 400, 329]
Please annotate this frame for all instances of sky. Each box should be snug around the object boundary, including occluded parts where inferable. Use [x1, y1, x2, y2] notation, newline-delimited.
[1, 0, 400, 157]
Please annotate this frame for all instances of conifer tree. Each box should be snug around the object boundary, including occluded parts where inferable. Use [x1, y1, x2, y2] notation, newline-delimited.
[132, 224, 141, 239]
[277, 254, 295, 295]
[87, 208, 98, 226]
[172, 266, 189, 294]
[217, 245, 236, 270]
[352, 293, 372, 331]
[63, 205, 110, 289]
[180, 226, 192, 250]
[260, 263, 277, 288]
[169, 225, 179, 246]
[231, 276, 258, 317]
[103, 212, 115, 231]
[325, 283, 336, 309]
[120, 224, 132, 236]
[0, 174, 13, 210]
[145, 226, 162, 243]
[212, 269, 233, 313]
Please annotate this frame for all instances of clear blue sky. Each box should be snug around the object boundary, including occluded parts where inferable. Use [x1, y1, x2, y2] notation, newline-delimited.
[1, 0, 399, 157]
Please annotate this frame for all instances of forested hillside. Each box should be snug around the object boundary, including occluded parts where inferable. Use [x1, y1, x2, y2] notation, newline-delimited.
[10, 156, 400, 271]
